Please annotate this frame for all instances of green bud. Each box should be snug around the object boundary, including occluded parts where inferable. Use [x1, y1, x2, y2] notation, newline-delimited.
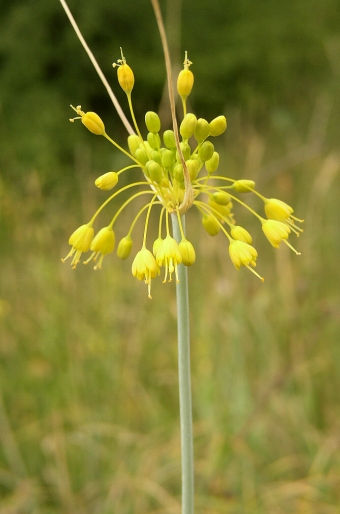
[135, 148, 149, 166]
[176, 142, 191, 162]
[232, 180, 255, 192]
[163, 129, 177, 149]
[198, 141, 214, 162]
[209, 199, 233, 219]
[117, 235, 133, 260]
[202, 215, 220, 236]
[147, 132, 161, 150]
[209, 115, 227, 137]
[205, 151, 220, 173]
[150, 150, 162, 165]
[212, 191, 231, 205]
[180, 113, 197, 140]
[194, 118, 210, 142]
[145, 160, 162, 183]
[230, 226, 253, 244]
[161, 149, 176, 168]
[173, 163, 184, 182]
[128, 134, 142, 157]
[145, 111, 161, 133]
[185, 159, 199, 181]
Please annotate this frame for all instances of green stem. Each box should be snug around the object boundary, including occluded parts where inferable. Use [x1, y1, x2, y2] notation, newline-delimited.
[171, 212, 194, 514]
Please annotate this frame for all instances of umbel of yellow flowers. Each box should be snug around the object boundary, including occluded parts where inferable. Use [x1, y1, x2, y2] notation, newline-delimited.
[62, 50, 303, 298]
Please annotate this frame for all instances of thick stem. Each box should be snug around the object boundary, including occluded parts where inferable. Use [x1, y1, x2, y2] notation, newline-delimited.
[171, 213, 194, 514]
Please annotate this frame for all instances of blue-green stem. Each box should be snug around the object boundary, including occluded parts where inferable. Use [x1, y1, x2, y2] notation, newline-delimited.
[171, 212, 194, 514]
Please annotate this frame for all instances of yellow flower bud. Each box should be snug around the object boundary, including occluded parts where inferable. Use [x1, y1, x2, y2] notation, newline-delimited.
[147, 132, 161, 150]
[135, 148, 149, 166]
[180, 113, 197, 140]
[209, 198, 233, 220]
[117, 235, 133, 260]
[205, 151, 220, 173]
[161, 149, 176, 168]
[113, 48, 135, 93]
[202, 214, 220, 236]
[230, 226, 253, 244]
[212, 191, 231, 205]
[185, 159, 199, 181]
[145, 160, 162, 183]
[177, 53, 194, 99]
[70, 105, 105, 136]
[173, 163, 184, 182]
[128, 134, 142, 156]
[232, 180, 255, 193]
[209, 115, 227, 137]
[145, 111, 161, 133]
[95, 172, 118, 191]
[194, 118, 210, 142]
[163, 130, 177, 149]
[176, 142, 191, 162]
[198, 141, 214, 162]
[179, 239, 196, 266]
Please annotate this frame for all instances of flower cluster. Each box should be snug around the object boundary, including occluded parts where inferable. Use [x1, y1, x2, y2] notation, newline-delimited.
[63, 49, 303, 297]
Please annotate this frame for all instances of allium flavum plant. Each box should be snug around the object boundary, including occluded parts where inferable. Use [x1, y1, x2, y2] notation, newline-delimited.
[62, 49, 303, 298]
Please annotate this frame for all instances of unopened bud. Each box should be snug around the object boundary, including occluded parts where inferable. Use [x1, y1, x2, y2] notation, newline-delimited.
[135, 148, 149, 166]
[180, 113, 197, 140]
[198, 141, 214, 162]
[202, 215, 220, 236]
[145, 111, 161, 133]
[128, 134, 142, 156]
[179, 239, 196, 266]
[194, 118, 210, 142]
[212, 191, 231, 205]
[232, 180, 255, 193]
[161, 149, 176, 168]
[185, 159, 199, 181]
[163, 130, 177, 149]
[205, 151, 220, 173]
[145, 160, 162, 183]
[95, 171, 118, 191]
[177, 53, 194, 99]
[147, 132, 161, 150]
[117, 235, 133, 260]
[231, 226, 253, 244]
[209, 115, 227, 137]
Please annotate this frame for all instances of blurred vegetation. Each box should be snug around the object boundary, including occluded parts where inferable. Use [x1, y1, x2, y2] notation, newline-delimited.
[0, 0, 340, 512]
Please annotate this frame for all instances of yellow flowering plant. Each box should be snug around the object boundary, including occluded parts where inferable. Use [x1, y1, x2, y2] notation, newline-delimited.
[60, 0, 303, 511]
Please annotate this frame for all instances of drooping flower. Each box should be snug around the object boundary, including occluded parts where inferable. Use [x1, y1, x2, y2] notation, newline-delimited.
[132, 247, 160, 298]
[62, 223, 94, 269]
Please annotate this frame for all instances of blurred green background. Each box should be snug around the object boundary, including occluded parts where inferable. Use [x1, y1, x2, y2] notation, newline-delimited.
[1, 0, 340, 512]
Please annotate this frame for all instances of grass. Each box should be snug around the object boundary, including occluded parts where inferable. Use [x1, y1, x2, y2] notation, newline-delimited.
[0, 101, 340, 513]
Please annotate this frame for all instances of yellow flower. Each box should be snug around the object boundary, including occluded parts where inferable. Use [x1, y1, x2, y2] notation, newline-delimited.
[230, 226, 252, 244]
[265, 198, 293, 221]
[84, 226, 115, 269]
[132, 247, 160, 298]
[229, 240, 264, 281]
[62, 223, 94, 268]
[155, 235, 182, 283]
[262, 219, 300, 254]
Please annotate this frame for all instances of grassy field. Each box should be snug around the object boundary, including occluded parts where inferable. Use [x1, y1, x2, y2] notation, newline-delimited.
[1, 88, 340, 514]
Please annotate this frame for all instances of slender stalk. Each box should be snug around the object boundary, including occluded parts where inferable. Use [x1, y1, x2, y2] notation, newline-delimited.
[171, 213, 194, 514]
